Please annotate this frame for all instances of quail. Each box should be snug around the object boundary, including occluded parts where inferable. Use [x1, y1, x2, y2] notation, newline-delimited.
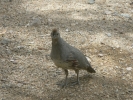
[50, 29, 96, 87]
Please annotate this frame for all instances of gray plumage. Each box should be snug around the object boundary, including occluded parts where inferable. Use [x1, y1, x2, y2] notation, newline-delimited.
[50, 29, 95, 87]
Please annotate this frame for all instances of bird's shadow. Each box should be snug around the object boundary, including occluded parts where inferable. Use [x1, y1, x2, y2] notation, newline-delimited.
[56, 74, 94, 88]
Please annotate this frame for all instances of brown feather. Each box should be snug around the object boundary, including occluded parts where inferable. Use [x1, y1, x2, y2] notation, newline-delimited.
[52, 28, 58, 33]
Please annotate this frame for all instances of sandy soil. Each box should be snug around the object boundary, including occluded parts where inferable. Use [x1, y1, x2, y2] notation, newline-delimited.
[0, 0, 133, 100]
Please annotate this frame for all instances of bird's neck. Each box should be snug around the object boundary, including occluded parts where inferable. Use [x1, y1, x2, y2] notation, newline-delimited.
[52, 37, 62, 45]
[51, 38, 61, 59]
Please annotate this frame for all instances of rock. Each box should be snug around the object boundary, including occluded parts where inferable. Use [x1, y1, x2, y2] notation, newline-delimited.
[17, 83, 22, 87]
[63, 98, 67, 100]
[6, 49, 11, 55]
[10, 59, 17, 64]
[116, 89, 119, 92]
[119, 58, 124, 61]
[29, 41, 34, 44]
[96, 0, 106, 4]
[9, 30, 13, 34]
[101, 42, 105, 45]
[88, 0, 95, 4]
[106, 33, 111, 37]
[71, 23, 76, 26]
[38, 47, 46, 50]
[126, 67, 132, 71]
[102, 18, 105, 20]
[76, 22, 78, 25]
[119, 32, 124, 34]
[128, 89, 133, 92]
[112, 12, 119, 16]
[48, 18, 52, 23]
[115, 66, 119, 68]
[0, 46, 6, 55]
[13, 46, 25, 53]
[121, 13, 131, 18]
[10, 59, 15, 62]
[98, 53, 103, 57]
[130, 56, 133, 60]
[47, 19, 53, 25]
[19, 66, 23, 69]
[30, 17, 41, 27]
[0, 38, 11, 45]
[17, 46, 25, 49]
[65, 28, 69, 32]
[131, 44, 133, 48]
[45, 54, 51, 60]
[130, 2, 133, 5]
[104, 11, 112, 15]
[3, 83, 13, 88]
[56, 69, 62, 74]
[2, 15, 10, 21]
[122, 77, 126, 80]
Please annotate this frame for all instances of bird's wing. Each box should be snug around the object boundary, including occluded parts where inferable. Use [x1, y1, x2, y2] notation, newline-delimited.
[66, 52, 79, 68]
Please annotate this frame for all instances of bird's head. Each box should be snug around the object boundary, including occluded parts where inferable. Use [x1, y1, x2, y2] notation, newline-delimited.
[51, 28, 60, 40]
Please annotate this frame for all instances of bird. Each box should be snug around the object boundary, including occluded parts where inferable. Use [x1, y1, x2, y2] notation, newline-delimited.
[50, 28, 96, 87]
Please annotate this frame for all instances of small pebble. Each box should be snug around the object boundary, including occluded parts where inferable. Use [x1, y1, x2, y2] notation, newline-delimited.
[17, 83, 22, 87]
[0, 38, 11, 45]
[63, 98, 67, 100]
[19, 66, 23, 69]
[128, 89, 133, 92]
[17, 46, 24, 49]
[106, 33, 111, 37]
[29, 41, 34, 44]
[48, 18, 52, 22]
[130, 56, 133, 59]
[104, 11, 112, 15]
[9, 30, 13, 34]
[66, 29, 69, 32]
[10, 59, 15, 62]
[112, 12, 119, 16]
[30, 17, 41, 27]
[121, 13, 131, 18]
[88, 0, 95, 4]
[126, 67, 132, 71]
[98, 54, 103, 57]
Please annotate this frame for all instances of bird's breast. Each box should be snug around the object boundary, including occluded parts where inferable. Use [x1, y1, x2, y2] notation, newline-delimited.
[52, 59, 74, 69]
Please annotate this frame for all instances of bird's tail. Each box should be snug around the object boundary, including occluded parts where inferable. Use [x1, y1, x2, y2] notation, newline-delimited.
[87, 64, 96, 73]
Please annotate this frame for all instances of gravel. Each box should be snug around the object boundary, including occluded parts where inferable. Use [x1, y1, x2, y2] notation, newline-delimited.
[0, 0, 133, 100]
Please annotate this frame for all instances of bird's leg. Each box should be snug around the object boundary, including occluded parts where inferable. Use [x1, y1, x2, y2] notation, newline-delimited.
[62, 69, 68, 87]
[75, 69, 80, 84]
[71, 70, 80, 85]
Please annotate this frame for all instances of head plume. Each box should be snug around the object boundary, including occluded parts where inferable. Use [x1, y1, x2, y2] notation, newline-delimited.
[51, 28, 60, 39]
[52, 28, 58, 33]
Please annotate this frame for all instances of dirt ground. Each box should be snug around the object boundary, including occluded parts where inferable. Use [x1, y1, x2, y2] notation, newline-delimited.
[0, 0, 133, 100]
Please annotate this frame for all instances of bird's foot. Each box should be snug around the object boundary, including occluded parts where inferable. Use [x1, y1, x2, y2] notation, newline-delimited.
[61, 83, 68, 88]
[71, 81, 80, 86]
